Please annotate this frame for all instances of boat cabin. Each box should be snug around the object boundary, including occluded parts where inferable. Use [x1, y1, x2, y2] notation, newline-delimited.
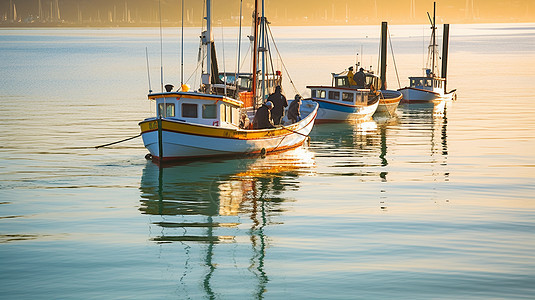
[409, 75, 445, 93]
[332, 70, 381, 91]
[409, 69, 446, 93]
[149, 92, 243, 129]
[306, 70, 382, 106]
[211, 71, 283, 101]
[307, 86, 369, 106]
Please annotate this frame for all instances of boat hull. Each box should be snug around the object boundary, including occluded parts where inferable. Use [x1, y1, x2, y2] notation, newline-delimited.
[139, 102, 318, 161]
[398, 87, 455, 103]
[304, 98, 379, 123]
[374, 90, 403, 117]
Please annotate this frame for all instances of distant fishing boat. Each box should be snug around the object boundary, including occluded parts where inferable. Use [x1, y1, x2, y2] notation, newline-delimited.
[305, 75, 380, 123]
[398, 2, 456, 103]
[304, 22, 402, 122]
[139, 0, 318, 162]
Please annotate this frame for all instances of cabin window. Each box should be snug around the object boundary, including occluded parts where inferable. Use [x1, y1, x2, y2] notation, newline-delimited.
[336, 77, 348, 87]
[202, 104, 217, 119]
[312, 89, 326, 99]
[426, 79, 432, 87]
[342, 92, 354, 102]
[356, 92, 368, 104]
[220, 104, 235, 123]
[182, 103, 198, 118]
[158, 103, 175, 117]
[226, 105, 232, 123]
[329, 91, 340, 100]
[232, 107, 239, 125]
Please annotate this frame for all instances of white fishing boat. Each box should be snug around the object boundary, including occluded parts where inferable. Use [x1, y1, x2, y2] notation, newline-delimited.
[305, 81, 379, 123]
[304, 22, 402, 122]
[398, 2, 456, 103]
[139, 0, 318, 162]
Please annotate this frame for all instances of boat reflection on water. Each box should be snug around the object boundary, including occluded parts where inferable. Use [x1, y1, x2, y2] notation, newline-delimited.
[138, 147, 315, 298]
[309, 119, 385, 178]
[309, 99, 449, 183]
[139, 146, 315, 241]
[398, 101, 450, 157]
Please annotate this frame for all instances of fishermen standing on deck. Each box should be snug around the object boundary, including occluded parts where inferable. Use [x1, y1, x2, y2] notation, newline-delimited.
[287, 95, 302, 124]
[252, 101, 275, 129]
[353, 67, 366, 88]
[348, 66, 357, 86]
[267, 85, 288, 125]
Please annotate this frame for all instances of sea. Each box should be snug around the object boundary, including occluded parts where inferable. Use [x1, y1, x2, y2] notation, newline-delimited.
[1, 23, 534, 299]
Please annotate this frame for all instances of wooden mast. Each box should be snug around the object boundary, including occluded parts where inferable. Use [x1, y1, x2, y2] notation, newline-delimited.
[379, 21, 388, 90]
[441, 24, 450, 91]
[206, 0, 212, 93]
[251, 0, 259, 108]
[431, 1, 436, 76]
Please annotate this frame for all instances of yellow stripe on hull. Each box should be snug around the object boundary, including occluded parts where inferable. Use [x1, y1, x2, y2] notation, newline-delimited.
[139, 119, 302, 140]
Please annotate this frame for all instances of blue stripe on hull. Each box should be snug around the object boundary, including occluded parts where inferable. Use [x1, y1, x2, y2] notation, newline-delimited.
[316, 100, 360, 113]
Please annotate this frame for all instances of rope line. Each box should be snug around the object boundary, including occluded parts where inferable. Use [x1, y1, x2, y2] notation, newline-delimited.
[388, 28, 401, 89]
[95, 134, 141, 149]
[266, 24, 300, 97]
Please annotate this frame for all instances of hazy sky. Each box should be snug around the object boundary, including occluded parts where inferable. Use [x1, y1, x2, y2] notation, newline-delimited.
[2, 0, 534, 25]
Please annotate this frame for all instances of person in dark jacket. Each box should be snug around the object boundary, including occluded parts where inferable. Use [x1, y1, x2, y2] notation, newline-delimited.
[287, 95, 302, 124]
[353, 67, 366, 88]
[252, 101, 275, 129]
[267, 85, 288, 125]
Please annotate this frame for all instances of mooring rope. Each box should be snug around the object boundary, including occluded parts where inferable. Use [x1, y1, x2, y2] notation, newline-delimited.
[95, 134, 141, 149]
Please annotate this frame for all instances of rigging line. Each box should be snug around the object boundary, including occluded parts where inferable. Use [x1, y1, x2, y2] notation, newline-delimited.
[221, 23, 227, 96]
[265, 32, 276, 86]
[387, 28, 401, 89]
[376, 39, 381, 75]
[145, 47, 152, 93]
[186, 56, 204, 84]
[265, 24, 299, 96]
[235, 0, 243, 92]
[240, 42, 252, 72]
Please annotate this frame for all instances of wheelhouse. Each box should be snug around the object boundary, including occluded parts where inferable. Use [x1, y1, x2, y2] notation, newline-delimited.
[308, 86, 369, 106]
[332, 70, 381, 90]
[149, 92, 243, 129]
[409, 76, 445, 92]
[211, 71, 283, 102]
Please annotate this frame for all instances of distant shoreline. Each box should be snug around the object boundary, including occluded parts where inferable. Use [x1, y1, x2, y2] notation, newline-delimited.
[1, 21, 534, 29]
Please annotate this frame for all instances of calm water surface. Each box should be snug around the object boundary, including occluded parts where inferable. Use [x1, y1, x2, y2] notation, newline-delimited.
[1, 24, 535, 299]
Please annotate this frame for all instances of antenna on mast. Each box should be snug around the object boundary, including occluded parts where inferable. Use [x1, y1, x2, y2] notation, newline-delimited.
[180, 0, 184, 87]
[158, 0, 163, 92]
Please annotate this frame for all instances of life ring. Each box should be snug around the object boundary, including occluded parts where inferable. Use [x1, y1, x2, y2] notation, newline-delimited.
[212, 120, 219, 126]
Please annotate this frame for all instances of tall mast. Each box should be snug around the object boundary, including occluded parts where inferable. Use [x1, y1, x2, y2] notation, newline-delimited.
[251, 0, 259, 106]
[379, 22, 388, 90]
[260, 0, 266, 102]
[441, 24, 450, 89]
[431, 2, 436, 76]
[206, 0, 212, 93]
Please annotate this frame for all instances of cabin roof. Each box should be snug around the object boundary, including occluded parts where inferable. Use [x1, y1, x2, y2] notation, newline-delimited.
[306, 85, 370, 92]
[333, 71, 378, 79]
[148, 91, 243, 107]
[409, 76, 446, 81]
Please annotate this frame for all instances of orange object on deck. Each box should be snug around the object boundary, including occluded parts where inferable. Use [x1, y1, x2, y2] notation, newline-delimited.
[239, 91, 254, 108]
